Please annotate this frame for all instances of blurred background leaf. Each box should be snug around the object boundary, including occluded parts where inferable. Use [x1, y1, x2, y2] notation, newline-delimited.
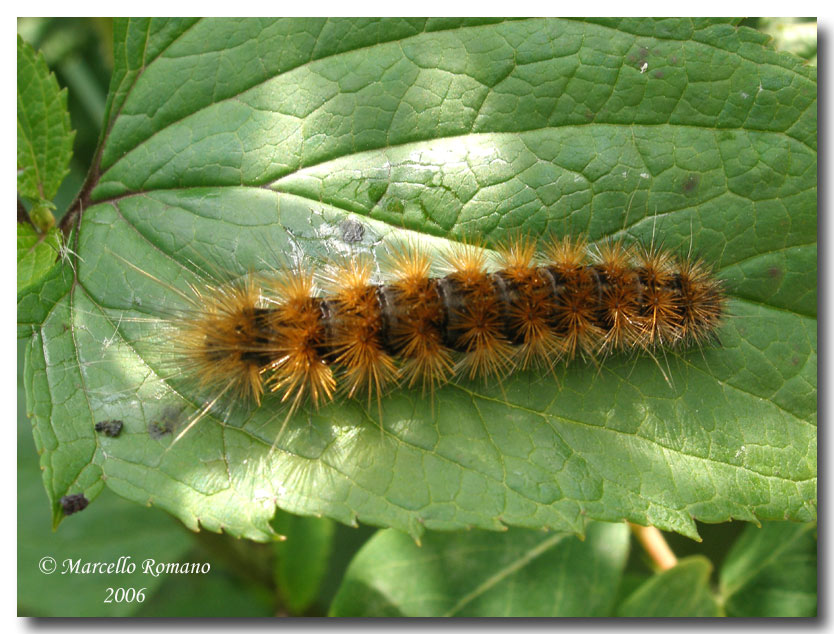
[330, 522, 630, 616]
[719, 521, 817, 617]
[616, 556, 722, 617]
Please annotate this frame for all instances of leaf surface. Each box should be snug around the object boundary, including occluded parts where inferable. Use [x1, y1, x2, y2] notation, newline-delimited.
[22, 18, 816, 541]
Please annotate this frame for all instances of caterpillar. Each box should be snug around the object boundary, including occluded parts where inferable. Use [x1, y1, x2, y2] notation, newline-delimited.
[158, 234, 725, 428]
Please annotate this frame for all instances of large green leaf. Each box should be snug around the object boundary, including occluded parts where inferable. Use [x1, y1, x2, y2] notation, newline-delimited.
[330, 522, 630, 616]
[22, 18, 816, 541]
[17, 35, 75, 205]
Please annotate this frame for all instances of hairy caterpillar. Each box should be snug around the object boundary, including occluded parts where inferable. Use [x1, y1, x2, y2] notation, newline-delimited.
[140, 233, 725, 435]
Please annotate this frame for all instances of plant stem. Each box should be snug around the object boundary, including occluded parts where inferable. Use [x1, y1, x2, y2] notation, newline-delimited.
[629, 523, 677, 571]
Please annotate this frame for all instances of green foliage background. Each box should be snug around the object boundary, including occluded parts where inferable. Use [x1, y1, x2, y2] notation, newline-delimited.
[17, 17, 816, 617]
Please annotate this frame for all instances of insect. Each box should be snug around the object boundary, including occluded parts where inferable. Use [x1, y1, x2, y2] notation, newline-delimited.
[140, 233, 725, 442]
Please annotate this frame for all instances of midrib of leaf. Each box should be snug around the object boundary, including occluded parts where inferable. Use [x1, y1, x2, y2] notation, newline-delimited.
[97, 121, 816, 203]
[442, 532, 569, 616]
[88, 176, 815, 320]
[261, 121, 814, 255]
[17, 117, 43, 198]
[719, 242, 817, 269]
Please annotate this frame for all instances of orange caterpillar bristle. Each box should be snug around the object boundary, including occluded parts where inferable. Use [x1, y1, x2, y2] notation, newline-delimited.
[265, 269, 336, 414]
[495, 236, 562, 370]
[171, 235, 726, 416]
[176, 275, 266, 404]
[440, 243, 515, 380]
[635, 245, 682, 346]
[382, 243, 454, 393]
[323, 257, 398, 407]
[544, 235, 606, 360]
[592, 240, 645, 353]
[675, 257, 725, 345]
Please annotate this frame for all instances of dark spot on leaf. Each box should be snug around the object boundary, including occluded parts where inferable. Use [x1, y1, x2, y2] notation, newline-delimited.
[339, 219, 365, 244]
[95, 419, 124, 437]
[767, 267, 783, 280]
[628, 46, 649, 70]
[149, 419, 173, 439]
[652, 70, 664, 79]
[682, 174, 700, 193]
[148, 407, 183, 439]
[670, 55, 678, 65]
[792, 356, 800, 366]
[60, 493, 89, 516]
[584, 108, 595, 121]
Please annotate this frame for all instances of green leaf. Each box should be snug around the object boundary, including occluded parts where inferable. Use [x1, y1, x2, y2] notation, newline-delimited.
[273, 512, 336, 614]
[17, 222, 61, 291]
[17, 35, 75, 203]
[28, 18, 816, 541]
[719, 521, 816, 617]
[616, 556, 721, 617]
[330, 522, 629, 616]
